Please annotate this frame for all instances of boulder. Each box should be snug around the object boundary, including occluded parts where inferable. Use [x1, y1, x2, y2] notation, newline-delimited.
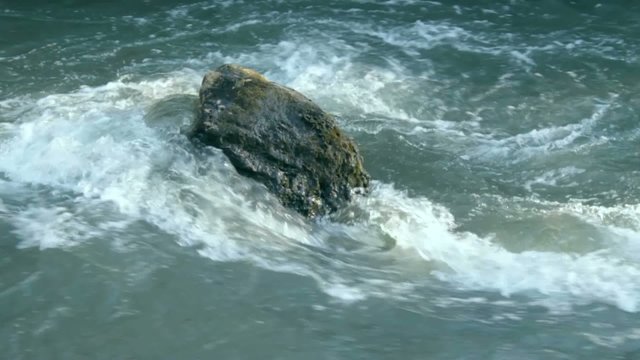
[189, 64, 370, 217]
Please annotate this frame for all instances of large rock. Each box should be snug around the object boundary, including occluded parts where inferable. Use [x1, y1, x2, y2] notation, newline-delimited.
[190, 64, 370, 217]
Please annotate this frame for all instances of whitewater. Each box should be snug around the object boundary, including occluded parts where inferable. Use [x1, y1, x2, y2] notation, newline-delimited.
[2, 1, 640, 359]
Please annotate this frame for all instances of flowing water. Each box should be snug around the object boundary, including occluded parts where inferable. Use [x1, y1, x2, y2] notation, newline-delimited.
[1, 1, 640, 359]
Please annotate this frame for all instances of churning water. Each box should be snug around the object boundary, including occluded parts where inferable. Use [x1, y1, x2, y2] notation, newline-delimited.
[1, 1, 640, 359]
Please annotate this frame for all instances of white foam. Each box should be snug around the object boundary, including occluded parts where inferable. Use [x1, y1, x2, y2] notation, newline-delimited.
[552, 202, 640, 262]
[260, 41, 435, 125]
[510, 50, 536, 67]
[12, 206, 96, 249]
[354, 183, 640, 312]
[322, 283, 368, 303]
[189, 40, 429, 126]
[0, 70, 321, 267]
[1, 70, 376, 309]
[582, 328, 640, 348]
[524, 166, 586, 191]
[352, 20, 470, 52]
[469, 96, 617, 163]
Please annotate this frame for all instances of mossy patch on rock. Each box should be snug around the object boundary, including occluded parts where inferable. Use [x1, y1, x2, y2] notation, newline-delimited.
[189, 64, 370, 218]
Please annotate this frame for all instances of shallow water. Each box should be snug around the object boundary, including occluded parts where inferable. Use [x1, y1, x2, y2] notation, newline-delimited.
[1, 1, 640, 359]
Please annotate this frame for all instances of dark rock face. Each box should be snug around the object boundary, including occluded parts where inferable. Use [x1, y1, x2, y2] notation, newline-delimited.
[190, 64, 370, 217]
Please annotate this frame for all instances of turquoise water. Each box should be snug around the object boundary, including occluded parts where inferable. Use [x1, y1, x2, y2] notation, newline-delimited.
[2, 1, 640, 359]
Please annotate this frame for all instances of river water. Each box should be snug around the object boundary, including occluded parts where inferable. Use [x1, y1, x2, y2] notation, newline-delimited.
[1, 1, 640, 359]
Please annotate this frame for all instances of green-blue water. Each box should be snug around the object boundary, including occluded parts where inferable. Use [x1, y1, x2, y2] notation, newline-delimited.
[2, 1, 640, 359]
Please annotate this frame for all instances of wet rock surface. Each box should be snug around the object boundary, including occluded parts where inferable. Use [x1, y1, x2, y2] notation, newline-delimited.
[190, 64, 370, 217]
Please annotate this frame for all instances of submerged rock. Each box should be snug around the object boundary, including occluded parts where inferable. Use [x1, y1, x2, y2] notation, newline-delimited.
[190, 64, 370, 217]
